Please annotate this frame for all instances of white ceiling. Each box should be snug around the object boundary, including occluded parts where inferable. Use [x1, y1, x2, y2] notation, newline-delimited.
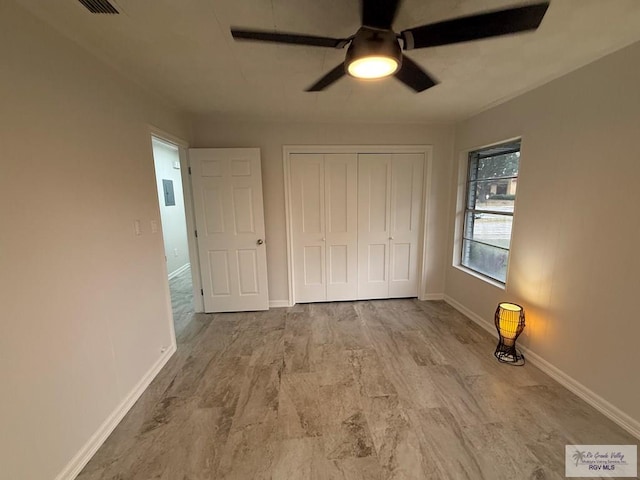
[18, 0, 640, 123]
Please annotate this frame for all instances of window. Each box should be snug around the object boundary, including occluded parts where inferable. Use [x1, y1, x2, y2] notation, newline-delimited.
[461, 140, 521, 284]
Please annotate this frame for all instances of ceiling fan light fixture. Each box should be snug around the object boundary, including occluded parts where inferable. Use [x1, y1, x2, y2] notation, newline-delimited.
[345, 27, 402, 81]
[347, 55, 399, 79]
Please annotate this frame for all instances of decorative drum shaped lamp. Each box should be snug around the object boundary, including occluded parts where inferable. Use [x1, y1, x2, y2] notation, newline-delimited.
[494, 303, 526, 366]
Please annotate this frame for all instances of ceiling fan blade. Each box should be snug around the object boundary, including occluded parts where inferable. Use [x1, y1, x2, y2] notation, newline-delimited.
[394, 55, 438, 92]
[401, 2, 549, 50]
[306, 63, 346, 92]
[231, 28, 349, 48]
[361, 0, 402, 29]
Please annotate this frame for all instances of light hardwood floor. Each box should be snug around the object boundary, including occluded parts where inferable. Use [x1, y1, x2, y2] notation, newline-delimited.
[77, 299, 637, 479]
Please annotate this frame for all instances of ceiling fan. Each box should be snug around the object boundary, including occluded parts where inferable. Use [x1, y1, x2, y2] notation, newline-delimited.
[231, 0, 550, 93]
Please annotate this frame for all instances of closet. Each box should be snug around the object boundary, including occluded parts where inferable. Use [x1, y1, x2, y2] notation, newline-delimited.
[288, 148, 426, 303]
[290, 153, 358, 302]
[357, 154, 424, 299]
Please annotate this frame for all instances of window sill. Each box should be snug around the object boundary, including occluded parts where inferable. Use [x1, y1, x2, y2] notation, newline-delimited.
[453, 264, 506, 290]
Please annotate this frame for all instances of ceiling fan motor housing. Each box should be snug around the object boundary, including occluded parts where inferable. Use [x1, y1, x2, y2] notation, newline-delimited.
[345, 27, 403, 77]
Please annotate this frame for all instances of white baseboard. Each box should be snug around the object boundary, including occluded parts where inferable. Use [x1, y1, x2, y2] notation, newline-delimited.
[443, 295, 640, 440]
[269, 300, 292, 308]
[443, 295, 496, 336]
[520, 342, 640, 440]
[420, 293, 445, 301]
[168, 263, 190, 280]
[55, 344, 177, 480]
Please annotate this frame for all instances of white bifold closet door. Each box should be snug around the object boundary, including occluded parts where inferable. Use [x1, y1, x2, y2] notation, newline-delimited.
[358, 153, 424, 299]
[290, 153, 358, 302]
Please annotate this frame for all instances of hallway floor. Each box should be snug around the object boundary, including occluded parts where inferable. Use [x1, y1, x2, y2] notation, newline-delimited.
[169, 265, 194, 337]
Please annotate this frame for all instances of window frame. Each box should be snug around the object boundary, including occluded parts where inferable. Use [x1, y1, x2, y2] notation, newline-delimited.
[459, 140, 521, 285]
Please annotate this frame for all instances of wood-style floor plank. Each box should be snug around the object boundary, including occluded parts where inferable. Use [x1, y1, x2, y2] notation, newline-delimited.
[77, 298, 638, 479]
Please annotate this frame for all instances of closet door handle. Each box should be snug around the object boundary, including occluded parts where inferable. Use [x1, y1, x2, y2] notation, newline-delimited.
[389, 236, 394, 240]
[257, 239, 264, 245]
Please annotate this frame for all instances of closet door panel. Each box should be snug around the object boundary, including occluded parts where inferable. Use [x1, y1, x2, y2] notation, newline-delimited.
[389, 154, 424, 298]
[391, 242, 412, 281]
[303, 246, 324, 285]
[358, 154, 392, 299]
[291, 154, 326, 302]
[325, 154, 358, 300]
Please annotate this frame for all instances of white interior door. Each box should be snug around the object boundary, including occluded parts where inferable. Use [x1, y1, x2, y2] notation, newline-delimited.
[358, 154, 392, 299]
[189, 148, 269, 312]
[325, 154, 358, 300]
[358, 153, 424, 299]
[389, 154, 424, 298]
[290, 154, 326, 302]
[290, 153, 358, 302]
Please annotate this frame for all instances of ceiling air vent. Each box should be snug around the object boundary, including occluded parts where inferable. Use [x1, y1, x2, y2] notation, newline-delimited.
[78, 0, 119, 14]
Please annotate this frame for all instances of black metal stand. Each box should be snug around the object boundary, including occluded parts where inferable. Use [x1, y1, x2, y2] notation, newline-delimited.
[494, 338, 525, 366]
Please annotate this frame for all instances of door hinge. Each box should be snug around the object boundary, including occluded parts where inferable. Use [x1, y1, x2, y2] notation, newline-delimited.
[188, 166, 192, 175]
[200, 288, 204, 296]
[194, 230, 198, 238]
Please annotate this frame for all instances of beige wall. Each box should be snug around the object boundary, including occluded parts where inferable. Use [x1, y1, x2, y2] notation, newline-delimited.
[0, 2, 191, 479]
[152, 139, 191, 276]
[192, 120, 455, 303]
[446, 41, 640, 427]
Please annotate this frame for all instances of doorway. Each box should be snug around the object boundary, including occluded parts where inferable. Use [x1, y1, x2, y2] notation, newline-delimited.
[151, 135, 196, 335]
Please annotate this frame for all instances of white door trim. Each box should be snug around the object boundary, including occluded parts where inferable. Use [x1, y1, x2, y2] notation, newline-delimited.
[283, 144, 433, 307]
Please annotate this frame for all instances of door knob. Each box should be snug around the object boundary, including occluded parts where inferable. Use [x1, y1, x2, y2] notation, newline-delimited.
[257, 239, 264, 245]
[389, 236, 394, 240]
